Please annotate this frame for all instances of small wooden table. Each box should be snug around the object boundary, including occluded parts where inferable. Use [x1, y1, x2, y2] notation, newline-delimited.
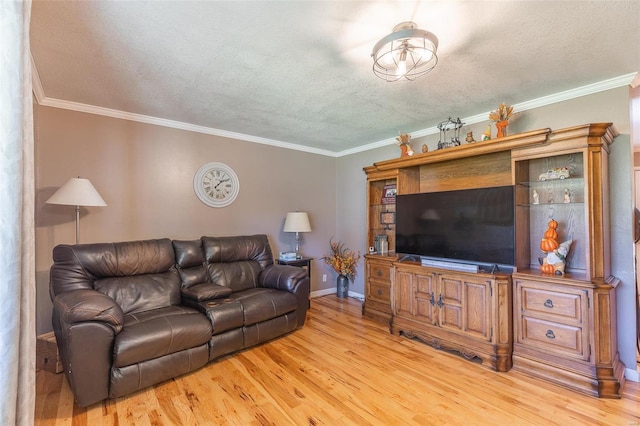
[277, 257, 312, 280]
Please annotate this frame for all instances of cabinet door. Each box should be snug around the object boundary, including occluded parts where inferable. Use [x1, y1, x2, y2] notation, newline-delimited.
[414, 272, 437, 324]
[394, 269, 414, 318]
[437, 274, 463, 332]
[438, 274, 492, 341]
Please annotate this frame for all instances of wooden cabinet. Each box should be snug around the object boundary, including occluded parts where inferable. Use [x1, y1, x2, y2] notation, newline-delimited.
[362, 255, 395, 324]
[512, 274, 623, 398]
[510, 124, 625, 398]
[391, 263, 513, 372]
[363, 123, 624, 397]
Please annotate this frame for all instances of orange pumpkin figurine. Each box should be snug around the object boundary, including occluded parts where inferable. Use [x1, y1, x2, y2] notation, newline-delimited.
[540, 219, 559, 253]
[538, 219, 573, 275]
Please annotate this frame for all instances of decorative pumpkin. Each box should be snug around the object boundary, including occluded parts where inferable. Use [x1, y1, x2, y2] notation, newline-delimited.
[540, 263, 555, 274]
[547, 219, 558, 229]
[540, 237, 559, 253]
[544, 228, 558, 240]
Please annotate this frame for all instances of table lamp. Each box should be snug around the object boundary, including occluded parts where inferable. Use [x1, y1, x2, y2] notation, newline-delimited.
[283, 211, 311, 258]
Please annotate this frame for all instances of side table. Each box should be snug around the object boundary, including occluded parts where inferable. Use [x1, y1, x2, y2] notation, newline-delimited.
[276, 257, 312, 280]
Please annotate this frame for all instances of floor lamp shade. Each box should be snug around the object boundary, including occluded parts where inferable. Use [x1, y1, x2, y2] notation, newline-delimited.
[283, 212, 311, 256]
[46, 177, 107, 244]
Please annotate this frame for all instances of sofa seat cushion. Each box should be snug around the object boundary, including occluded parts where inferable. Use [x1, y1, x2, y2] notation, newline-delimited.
[231, 288, 298, 326]
[114, 306, 211, 368]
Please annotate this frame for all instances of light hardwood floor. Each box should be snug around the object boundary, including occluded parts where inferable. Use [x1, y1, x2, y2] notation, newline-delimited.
[35, 295, 640, 425]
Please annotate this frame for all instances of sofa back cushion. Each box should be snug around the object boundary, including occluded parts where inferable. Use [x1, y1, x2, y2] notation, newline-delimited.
[172, 239, 208, 288]
[201, 235, 274, 292]
[50, 239, 180, 315]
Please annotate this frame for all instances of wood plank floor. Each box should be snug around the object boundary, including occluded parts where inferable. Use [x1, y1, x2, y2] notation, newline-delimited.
[35, 295, 640, 425]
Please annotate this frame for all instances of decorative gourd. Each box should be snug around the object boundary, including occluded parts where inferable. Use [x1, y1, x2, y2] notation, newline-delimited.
[540, 237, 559, 252]
[540, 219, 560, 252]
[540, 263, 555, 274]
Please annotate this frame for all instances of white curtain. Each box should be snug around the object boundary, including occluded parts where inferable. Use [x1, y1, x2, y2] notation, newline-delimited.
[0, 1, 36, 425]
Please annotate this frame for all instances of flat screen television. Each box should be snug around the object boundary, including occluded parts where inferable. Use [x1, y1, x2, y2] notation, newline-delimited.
[395, 185, 515, 268]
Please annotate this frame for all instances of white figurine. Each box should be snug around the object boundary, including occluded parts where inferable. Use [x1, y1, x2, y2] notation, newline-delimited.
[532, 190, 539, 205]
[563, 188, 570, 203]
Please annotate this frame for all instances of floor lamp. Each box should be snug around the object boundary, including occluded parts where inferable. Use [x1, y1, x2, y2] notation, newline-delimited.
[283, 211, 312, 258]
[46, 177, 107, 244]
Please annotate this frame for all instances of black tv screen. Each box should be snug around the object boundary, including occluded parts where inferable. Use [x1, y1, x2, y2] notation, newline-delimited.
[395, 186, 515, 267]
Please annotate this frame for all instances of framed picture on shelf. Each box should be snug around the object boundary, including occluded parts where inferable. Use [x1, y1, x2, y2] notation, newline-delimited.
[380, 211, 396, 230]
[381, 184, 396, 204]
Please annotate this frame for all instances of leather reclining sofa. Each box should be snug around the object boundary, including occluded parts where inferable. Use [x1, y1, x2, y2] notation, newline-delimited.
[49, 234, 310, 407]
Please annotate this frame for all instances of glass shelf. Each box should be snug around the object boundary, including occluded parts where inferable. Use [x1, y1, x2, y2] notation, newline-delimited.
[517, 177, 584, 187]
[517, 202, 584, 207]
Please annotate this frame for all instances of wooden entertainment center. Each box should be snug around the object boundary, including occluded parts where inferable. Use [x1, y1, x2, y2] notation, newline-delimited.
[363, 123, 625, 398]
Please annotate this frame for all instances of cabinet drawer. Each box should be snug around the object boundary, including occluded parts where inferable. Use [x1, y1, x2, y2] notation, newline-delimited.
[369, 280, 391, 303]
[521, 316, 585, 357]
[369, 262, 391, 281]
[520, 284, 585, 322]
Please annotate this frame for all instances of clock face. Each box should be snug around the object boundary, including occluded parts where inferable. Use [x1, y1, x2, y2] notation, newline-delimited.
[193, 162, 240, 207]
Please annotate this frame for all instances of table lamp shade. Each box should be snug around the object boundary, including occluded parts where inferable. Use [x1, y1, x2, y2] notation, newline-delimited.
[283, 212, 311, 233]
[46, 177, 107, 207]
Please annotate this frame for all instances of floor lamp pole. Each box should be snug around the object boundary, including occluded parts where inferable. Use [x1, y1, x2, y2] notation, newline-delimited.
[75, 205, 80, 244]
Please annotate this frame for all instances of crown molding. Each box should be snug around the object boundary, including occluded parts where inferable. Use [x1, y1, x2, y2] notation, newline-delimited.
[336, 72, 638, 157]
[30, 53, 45, 104]
[31, 53, 635, 158]
[37, 97, 338, 157]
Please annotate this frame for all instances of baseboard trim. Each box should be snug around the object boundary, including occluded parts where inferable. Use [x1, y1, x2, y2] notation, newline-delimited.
[625, 367, 640, 382]
[310, 288, 364, 299]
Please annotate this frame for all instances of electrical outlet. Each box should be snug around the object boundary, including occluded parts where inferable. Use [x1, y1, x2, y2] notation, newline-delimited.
[322, 274, 327, 282]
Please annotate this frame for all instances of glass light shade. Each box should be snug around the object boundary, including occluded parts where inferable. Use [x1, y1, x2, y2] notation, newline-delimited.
[372, 21, 439, 82]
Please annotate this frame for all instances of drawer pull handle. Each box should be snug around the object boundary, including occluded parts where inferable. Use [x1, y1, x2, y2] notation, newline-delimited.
[544, 299, 554, 308]
[545, 330, 556, 339]
[376, 269, 382, 276]
[430, 292, 436, 306]
[377, 289, 383, 296]
[437, 294, 444, 308]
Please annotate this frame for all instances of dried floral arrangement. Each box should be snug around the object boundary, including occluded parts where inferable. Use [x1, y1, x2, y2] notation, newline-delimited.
[321, 238, 361, 281]
[396, 132, 411, 146]
[489, 103, 514, 122]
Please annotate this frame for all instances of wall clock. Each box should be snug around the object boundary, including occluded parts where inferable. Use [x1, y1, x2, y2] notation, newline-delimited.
[193, 162, 240, 207]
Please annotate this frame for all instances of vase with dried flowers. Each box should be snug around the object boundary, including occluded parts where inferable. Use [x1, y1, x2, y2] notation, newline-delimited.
[322, 238, 361, 298]
[489, 103, 514, 138]
[395, 132, 414, 157]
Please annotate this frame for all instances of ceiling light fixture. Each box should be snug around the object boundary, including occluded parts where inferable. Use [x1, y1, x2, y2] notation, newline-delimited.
[371, 21, 439, 82]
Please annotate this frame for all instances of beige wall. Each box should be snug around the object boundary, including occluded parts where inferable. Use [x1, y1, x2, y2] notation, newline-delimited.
[35, 106, 337, 334]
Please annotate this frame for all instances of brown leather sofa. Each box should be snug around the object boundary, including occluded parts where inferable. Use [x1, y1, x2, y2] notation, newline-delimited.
[49, 234, 310, 407]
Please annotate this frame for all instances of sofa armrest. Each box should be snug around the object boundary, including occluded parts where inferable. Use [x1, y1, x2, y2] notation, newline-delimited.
[259, 264, 310, 327]
[181, 282, 232, 302]
[52, 289, 124, 407]
[53, 289, 124, 334]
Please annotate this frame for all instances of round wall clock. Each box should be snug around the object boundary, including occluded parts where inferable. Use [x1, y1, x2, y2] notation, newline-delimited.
[193, 162, 240, 207]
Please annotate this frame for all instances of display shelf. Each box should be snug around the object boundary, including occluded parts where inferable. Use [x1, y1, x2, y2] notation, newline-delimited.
[517, 202, 585, 207]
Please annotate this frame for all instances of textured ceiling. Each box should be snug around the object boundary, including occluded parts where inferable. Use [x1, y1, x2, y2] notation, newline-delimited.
[30, 1, 640, 154]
